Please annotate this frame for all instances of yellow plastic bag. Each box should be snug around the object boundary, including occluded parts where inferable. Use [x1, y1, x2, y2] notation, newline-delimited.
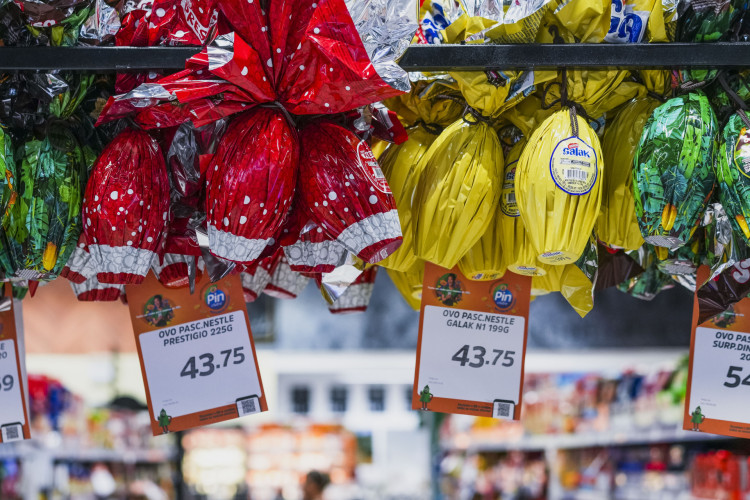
[505, 95, 557, 138]
[451, 70, 557, 120]
[598, 96, 660, 251]
[516, 108, 603, 265]
[548, 0, 611, 43]
[413, 116, 503, 269]
[384, 81, 464, 128]
[531, 264, 563, 295]
[387, 263, 424, 310]
[494, 139, 549, 277]
[640, 70, 673, 98]
[379, 126, 441, 272]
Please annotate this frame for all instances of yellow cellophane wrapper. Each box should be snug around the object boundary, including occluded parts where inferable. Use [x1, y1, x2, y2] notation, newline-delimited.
[371, 138, 389, 160]
[482, 2, 561, 43]
[536, 28, 646, 119]
[598, 97, 660, 251]
[529, 261, 594, 316]
[560, 263, 594, 317]
[516, 109, 603, 265]
[379, 126, 439, 272]
[413, 117, 503, 269]
[386, 263, 424, 310]
[383, 81, 464, 129]
[640, 70, 673, 98]
[442, 13, 497, 44]
[491, 139, 548, 277]
[451, 69, 558, 120]
[546, 0, 611, 43]
[506, 95, 556, 138]
[531, 264, 563, 295]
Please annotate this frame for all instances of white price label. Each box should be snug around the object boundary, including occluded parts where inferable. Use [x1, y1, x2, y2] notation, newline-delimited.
[688, 327, 750, 423]
[416, 305, 525, 404]
[138, 310, 261, 421]
[0, 340, 25, 428]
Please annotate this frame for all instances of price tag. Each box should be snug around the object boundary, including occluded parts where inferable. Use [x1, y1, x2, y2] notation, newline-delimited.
[413, 263, 531, 418]
[127, 273, 267, 436]
[686, 266, 750, 438]
[0, 290, 30, 443]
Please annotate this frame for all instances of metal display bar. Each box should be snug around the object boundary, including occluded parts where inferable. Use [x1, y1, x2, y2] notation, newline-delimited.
[398, 43, 750, 71]
[0, 43, 750, 71]
[0, 46, 200, 71]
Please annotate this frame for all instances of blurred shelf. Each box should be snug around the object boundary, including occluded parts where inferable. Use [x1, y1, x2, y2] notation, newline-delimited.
[1, 43, 750, 71]
[446, 427, 733, 453]
[0, 444, 176, 464]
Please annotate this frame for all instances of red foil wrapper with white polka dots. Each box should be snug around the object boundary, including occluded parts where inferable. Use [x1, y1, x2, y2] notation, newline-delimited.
[282, 214, 350, 274]
[71, 276, 125, 302]
[98, 0, 408, 129]
[326, 267, 377, 314]
[60, 234, 96, 284]
[264, 253, 310, 299]
[298, 120, 402, 264]
[152, 253, 199, 289]
[240, 255, 275, 303]
[82, 129, 170, 285]
[206, 107, 297, 263]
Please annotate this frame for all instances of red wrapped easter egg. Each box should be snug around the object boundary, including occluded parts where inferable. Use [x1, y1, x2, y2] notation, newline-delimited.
[298, 121, 401, 264]
[327, 267, 377, 314]
[240, 255, 276, 303]
[60, 234, 95, 285]
[82, 129, 171, 284]
[71, 276, 124, 302]
[264, 253, 310, 299]
[207, 108, 298, 263]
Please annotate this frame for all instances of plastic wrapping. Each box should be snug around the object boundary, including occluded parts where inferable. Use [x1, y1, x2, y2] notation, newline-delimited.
[378, 125, 438, 272]
[78, 0, 120, 45]
[633, 93, 717, 251]
[386, 262, 423, 310]
[595, 244, 645, 291]
[516, 108, 603, 265]
[412, 117, 503, 269]
[326, 266, 377, 314]
[240, 256, 275, 303]
[11, 0, 92, 46]
[317, 256, 366, 304]
[559, 235, 598, 317]
[82, 128, 170, 284]
[344, 0, 417, 93]
[152, 253, 197, 289]
[617, 247, 675, 300]
[0, 120, 89, 281]
[716, 111, 750, 245]
[263, 253, 310, 299]
[697, 257, 750, 323]
[70, 275, 124, 301]
[206, 108, 297, 263]
[598, 97, 660, 251]
[100, 0, 411, 127]
[298, 120, 402, 264]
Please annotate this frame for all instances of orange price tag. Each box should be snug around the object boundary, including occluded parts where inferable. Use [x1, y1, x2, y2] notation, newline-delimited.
[685, 265, 750, 438]
[0, 287, 30, 443]
[412, 263, 531, 419]
[126, 272, 267, 436]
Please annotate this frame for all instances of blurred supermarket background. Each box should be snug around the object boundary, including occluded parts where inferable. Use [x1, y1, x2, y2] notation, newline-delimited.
[3, 274, 749, 500]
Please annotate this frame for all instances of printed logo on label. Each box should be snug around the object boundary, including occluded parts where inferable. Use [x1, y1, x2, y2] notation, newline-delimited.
[356, 142, 391, 194]
[734, 127, 750, 178]
[434, 272, 463, 307]
[203, 284, 229, 314]
[550, 136, 597, 196]
[500, 161, 519, 217]
[142, 295, 176, 327]
[605, 6, 649, 44]
[492, 283, 515, 312]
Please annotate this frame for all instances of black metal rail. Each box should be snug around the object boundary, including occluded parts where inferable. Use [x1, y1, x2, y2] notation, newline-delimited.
[1, 43, 750, 71]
